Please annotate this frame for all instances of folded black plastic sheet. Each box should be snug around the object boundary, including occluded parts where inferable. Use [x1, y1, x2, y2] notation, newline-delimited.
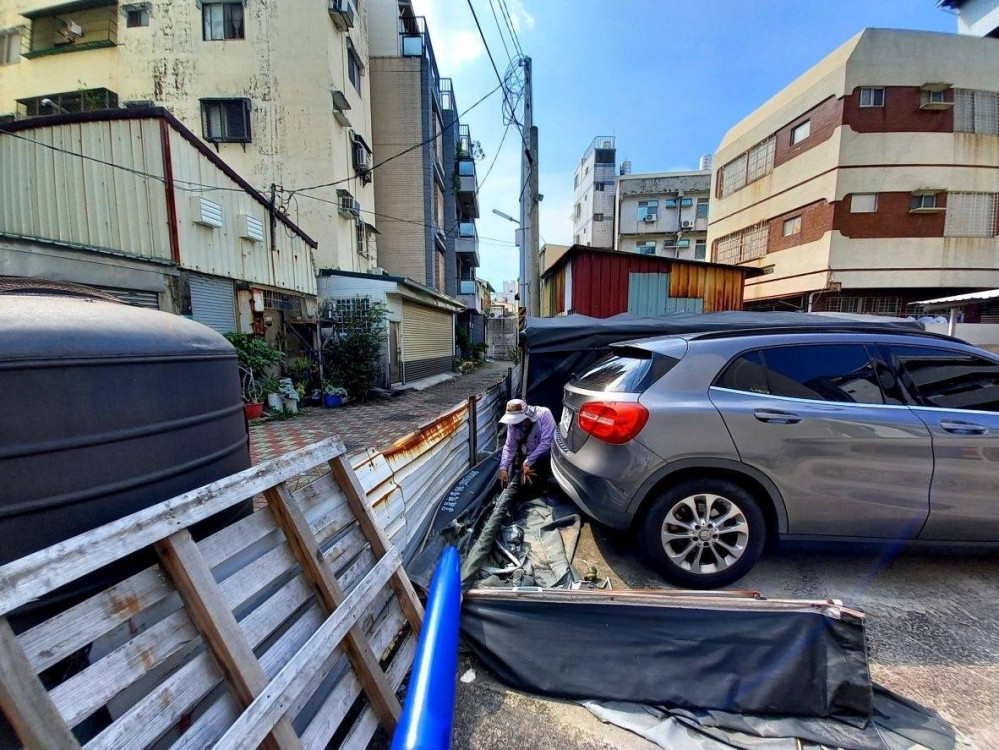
[523, 311, 923, 415]
[461, 591, 873, 719]
[583, 686, 955, 750]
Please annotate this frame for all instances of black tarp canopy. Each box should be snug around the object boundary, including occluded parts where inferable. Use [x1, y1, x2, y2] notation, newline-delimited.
[522, 311, 923, 415]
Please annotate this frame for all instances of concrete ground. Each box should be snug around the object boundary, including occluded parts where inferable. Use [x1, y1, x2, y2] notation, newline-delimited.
[455, 519, 999, 749]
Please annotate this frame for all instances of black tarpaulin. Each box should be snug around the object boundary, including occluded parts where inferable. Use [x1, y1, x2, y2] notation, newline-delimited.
[461, 591, 873, 718]
[522, 311, 923, 415]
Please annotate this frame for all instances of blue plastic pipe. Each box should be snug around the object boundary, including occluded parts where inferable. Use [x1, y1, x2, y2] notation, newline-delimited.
[391, 545, 462, 750]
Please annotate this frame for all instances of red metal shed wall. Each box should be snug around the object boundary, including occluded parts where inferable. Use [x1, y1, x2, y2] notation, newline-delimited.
[571, 252, 670, 318]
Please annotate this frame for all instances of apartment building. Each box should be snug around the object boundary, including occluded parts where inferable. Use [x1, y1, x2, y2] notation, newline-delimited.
[572, 136, 616, 246]
[708, 29, 999, 315]
[938, 0, 999, 38]
[615, 170, 711, 261]
[367, 0, 479, 297]
[0, 0, 375, 272]
[0, 109, 316, 339]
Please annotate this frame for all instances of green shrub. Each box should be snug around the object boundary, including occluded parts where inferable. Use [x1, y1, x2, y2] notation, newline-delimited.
[322, 302, 387, 401]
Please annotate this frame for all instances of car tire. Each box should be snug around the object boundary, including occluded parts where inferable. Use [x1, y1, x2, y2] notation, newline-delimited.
[639, 478, 766, 589]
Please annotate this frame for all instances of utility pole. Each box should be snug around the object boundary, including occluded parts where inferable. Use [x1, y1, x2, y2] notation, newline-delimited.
[518, 56, 540, 318]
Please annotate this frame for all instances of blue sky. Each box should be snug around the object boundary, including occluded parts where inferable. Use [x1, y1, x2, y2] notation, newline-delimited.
[411, 0, 957, 289]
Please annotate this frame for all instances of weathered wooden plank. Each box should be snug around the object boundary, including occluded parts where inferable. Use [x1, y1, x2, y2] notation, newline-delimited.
[213, 550, 401, 750]
[300, 599, 408, 749]
[328, 456, 424, 635]
[339, 634, 418, 750]
[0, 437, 345, 616]
[265, 484, 401, 731]
[0, 617, 80, 750]
[155, 530, 302, 750]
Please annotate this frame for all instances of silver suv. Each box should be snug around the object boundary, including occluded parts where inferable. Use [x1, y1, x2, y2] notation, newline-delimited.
[552, 327, 999, 588]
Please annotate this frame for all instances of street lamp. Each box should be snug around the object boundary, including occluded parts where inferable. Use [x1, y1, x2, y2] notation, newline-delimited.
[492, 209, 519, 225]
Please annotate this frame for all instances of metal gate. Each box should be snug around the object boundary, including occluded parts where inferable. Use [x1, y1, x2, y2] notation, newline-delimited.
[402, 302, 453, 382]
[189, 275, 236, 334]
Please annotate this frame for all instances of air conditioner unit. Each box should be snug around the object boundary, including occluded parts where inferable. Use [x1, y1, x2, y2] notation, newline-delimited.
[681, 220, 693, 229]
[64, 20, 84, 38]
[338, 195, 360, 218]
[643, 213, 657, 223]
[328, 0, 356, 30]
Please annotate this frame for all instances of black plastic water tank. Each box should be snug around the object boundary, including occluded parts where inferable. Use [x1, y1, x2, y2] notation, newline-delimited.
[0, 281, 251, 614]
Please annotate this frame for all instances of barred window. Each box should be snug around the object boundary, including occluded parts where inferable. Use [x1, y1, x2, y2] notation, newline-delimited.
[201, 98, 251, 143]
[714, 223, 769, 264]
[320, 297, 373, 330]
[954, 89, 999, 136]
[945, 192, 999, 237]
[0, 28, 21, 65]
[202, 1, 244, 41]
[825, 296, 902, 317]
[719, 135, 775, 197]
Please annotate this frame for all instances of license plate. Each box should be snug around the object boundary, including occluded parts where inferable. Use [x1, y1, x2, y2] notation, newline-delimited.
[560, 407, 573, 437]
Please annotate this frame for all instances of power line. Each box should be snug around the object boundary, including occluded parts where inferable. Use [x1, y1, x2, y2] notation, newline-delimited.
[466, 0, 524, 141]
[498, 0, 525, 58]
[0, 128, 248, 195]
[289, 80, 503, 196]
[487, 0, 514, 65]
[475, 122, 511, 195]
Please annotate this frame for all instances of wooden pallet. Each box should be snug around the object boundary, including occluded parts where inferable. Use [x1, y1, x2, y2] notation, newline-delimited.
[0, 437, 424, 749]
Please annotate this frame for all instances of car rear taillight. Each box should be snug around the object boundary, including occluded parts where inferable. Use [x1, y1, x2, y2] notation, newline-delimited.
[577, 401, 649, 445]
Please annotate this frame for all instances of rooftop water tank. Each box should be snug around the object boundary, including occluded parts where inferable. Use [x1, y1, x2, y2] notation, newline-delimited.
[0, 280, 251, 617]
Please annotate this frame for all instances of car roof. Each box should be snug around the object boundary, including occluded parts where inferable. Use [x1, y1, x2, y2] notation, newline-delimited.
[615, 326, 964, 353]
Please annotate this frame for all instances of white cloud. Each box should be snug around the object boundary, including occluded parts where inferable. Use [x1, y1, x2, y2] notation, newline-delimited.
[411, 0, 484, 72]
[505, 0, 535, 32]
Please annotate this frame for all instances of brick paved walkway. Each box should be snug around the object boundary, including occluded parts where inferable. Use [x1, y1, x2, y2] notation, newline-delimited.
[250, 361, 512, 464]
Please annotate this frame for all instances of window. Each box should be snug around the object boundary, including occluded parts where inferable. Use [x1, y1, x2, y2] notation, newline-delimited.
[851, 193, 878, 213]
[714, 222, 769, 264]
[594, 213, 605, 222]
[663, 198, 678, 209]
[762, 345, 884, 404]
[680, 197, 693, 208]
[859, 87, 885, 107]
[696, 198, 708, 219]
[203, 2, 244, 41]
[927, 89, 945, 104]
[945, 192, 998, 237]
[636, 241, 656, 255]
[824, 296, 902, 317]
[677, 239, 690, 249]
[573, 355, 653, 393]
[637, 200, 658, 221]
[594, 182, 605, 192]
[126, 8, 149, 27]
[719, 135, 775, 197]
[694, 240, 706, 260]
[0, 28, 21, 65]
[348, 43, 363, 93]
[201, 98, 251, 143]
[883, 345, 999, 412]
[355, 219, 367, 257]
[782, 215, 802, 236]
[574, 174, 579, 188]
[910, 193, 938, 211]
[715, 350, 768, 394]
[790, 120, 811, 145]
[18, 88, 118, 117]
[955, 89, 999, 135]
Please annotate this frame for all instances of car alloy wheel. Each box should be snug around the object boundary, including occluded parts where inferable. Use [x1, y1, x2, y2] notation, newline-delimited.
[660, 493, 749, 575]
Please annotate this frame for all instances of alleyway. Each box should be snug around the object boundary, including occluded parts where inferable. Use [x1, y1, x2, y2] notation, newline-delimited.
[250, 361, 513, 463]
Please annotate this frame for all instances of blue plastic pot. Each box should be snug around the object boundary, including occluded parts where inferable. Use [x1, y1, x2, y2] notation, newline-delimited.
[323, 394, 342, 408]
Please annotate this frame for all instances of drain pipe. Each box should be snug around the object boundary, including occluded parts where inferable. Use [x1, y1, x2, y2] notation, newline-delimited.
[392, 546, 462, 750]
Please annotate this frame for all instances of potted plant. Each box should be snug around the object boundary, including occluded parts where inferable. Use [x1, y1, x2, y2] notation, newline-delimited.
[240, 368, 265, 419]
[224, 333, 284, 418]
[323, 382, 348, 408]
[258, 375, 282, 411]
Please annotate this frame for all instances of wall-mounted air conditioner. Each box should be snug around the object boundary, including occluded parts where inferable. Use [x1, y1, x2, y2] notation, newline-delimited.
[681, 220, 693, 229]
[328, 0, 356, 30]
[643, 213, 657, 223]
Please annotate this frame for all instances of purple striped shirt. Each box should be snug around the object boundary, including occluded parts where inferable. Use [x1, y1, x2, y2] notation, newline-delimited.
[501, 406, 557, 470]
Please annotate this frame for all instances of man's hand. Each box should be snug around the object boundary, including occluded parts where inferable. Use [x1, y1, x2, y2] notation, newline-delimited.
[499, 469, 509, 486]
[522, 463, 534, 485]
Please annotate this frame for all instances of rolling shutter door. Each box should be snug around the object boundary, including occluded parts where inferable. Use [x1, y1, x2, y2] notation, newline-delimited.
[402, 301, 453, 382]
[189, 275, 236, 334]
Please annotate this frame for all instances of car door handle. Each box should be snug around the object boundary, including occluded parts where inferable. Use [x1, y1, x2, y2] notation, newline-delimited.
[939, 419, 988, 435]
[753, 409, 802, 425]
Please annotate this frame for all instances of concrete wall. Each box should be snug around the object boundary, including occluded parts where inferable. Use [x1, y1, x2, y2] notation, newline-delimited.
[0, 0, 376, 273]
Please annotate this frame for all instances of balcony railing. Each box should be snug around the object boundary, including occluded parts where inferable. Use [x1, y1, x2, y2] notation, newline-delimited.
[399, 15, 442, 104]
[17, 87, 118, 118]
[440, 77, 454, 112]
[457, 124, 472, 158]
[456, 223, 479, 267]
[24, 0, 118, 59]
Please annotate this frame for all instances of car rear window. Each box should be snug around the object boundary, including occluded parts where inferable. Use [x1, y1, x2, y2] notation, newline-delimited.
[715, 350, 768, 394]
[573, 355, 652, 393]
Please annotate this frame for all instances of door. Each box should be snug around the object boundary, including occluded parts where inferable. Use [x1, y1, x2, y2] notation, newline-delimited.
[881, 344, 999, 541]
[401, 302, 453, 382]
[389, 321, 403, 385]
[189, 275, 236, 334]
[709, 343, 933, 538]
